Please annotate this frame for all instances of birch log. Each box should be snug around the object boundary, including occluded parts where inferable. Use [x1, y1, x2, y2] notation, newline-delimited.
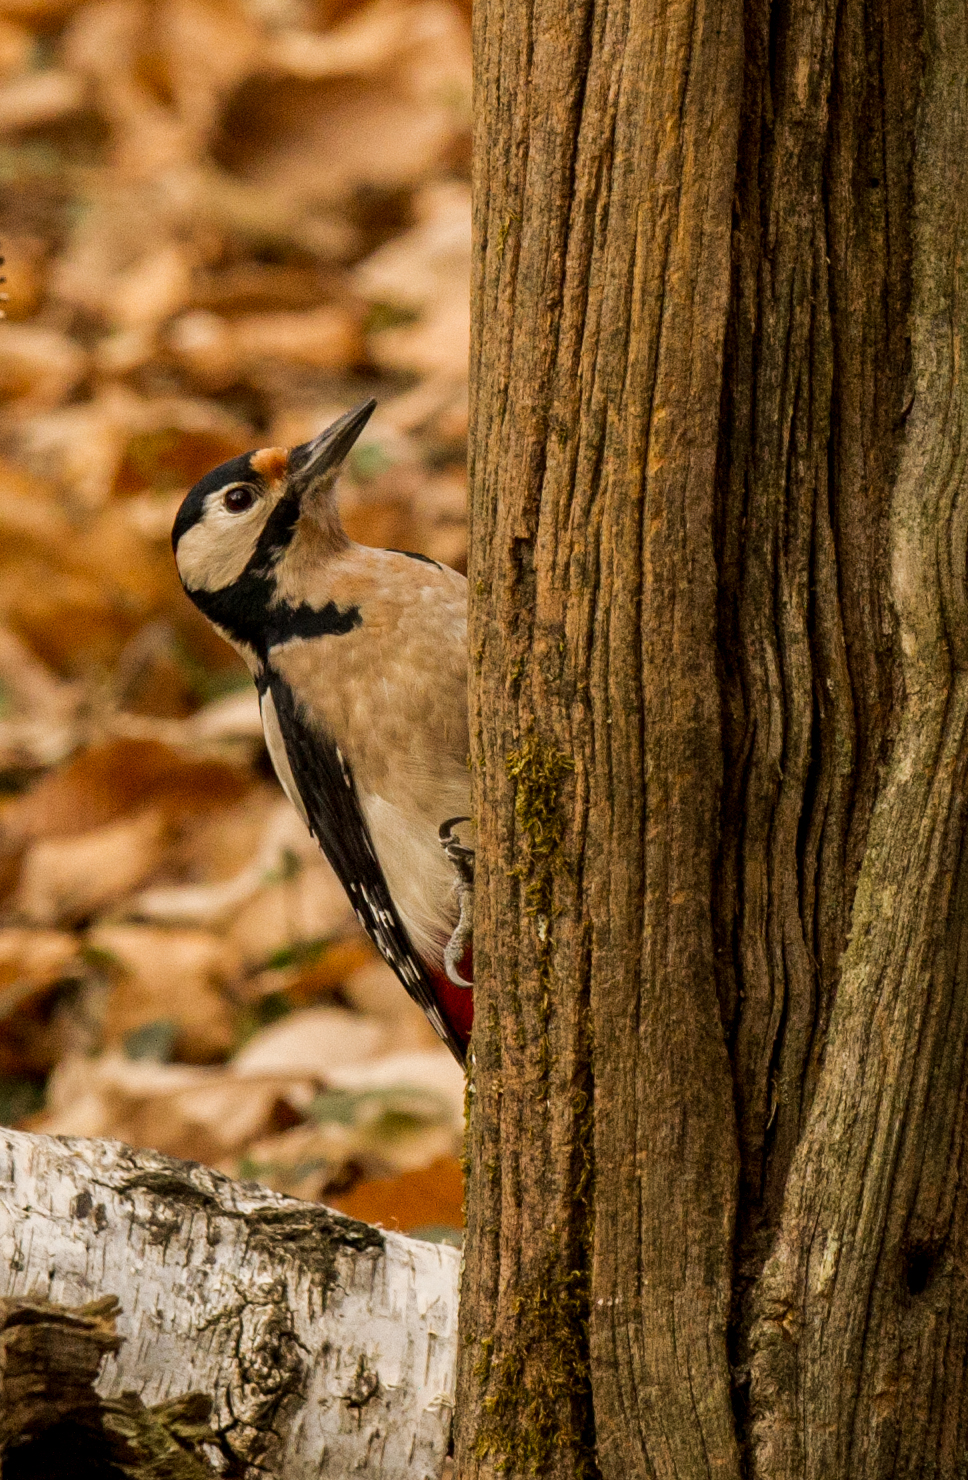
[0, 1129, 459, 1478]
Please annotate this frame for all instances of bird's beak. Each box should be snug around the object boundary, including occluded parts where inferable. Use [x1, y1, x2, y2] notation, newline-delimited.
[289, 399, 377, 492]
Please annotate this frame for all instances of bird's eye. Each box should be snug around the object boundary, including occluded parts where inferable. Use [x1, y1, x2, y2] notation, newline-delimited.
[224, 486, 256, 513]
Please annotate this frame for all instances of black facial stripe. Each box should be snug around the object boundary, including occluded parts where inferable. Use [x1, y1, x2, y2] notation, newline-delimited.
[386, 549, 443, 569]
[186, 574, 361, 659]
[249, 484, 300, 573]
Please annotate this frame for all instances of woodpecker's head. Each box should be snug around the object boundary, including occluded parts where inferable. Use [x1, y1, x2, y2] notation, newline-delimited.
[172, 399, 376, 601]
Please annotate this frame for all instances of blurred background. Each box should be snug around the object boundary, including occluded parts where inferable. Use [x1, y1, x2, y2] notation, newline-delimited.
[0, 0, 471, 1242]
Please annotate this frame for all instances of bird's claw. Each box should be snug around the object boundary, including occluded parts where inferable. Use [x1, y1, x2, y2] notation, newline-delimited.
[439, 816, 474, 988]
[439, 815, 474, 880]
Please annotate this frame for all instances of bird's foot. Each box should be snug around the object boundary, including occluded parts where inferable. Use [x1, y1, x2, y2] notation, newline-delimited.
[439, 816, 474, 988]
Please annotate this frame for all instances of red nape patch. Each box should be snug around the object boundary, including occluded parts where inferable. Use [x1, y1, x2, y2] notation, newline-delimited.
[427, 944, 473, 1050]
[250, 446, 288, 482]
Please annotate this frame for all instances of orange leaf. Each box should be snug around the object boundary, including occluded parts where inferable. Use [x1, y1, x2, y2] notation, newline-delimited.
[331, 1155, 464, 1233]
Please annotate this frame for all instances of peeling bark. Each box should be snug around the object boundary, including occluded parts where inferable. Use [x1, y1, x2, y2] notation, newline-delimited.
[0, 1293, 220, 1479]
[0, 1130, 458, 1479]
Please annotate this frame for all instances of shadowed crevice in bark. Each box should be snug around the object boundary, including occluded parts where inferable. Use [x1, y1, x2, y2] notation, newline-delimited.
[712, 2, 922, 1451]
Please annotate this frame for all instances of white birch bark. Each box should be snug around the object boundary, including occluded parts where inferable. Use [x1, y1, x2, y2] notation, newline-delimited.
[0, 1128, 459, 1478]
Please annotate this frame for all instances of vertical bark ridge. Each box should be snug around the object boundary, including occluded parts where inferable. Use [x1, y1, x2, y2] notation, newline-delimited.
[465, 0, 968, 1471]
[462, 0, 613, 1471]
[748, 0, 968, 1471]
[714, 0, 919, 1418]
[463, 0, 744, 1476]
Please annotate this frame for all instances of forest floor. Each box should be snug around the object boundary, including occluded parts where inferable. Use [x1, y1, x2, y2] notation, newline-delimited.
[0, 0, 470, 1243]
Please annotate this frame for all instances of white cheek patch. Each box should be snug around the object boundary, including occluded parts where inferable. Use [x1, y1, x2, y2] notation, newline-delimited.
[175, 491, 272, 592]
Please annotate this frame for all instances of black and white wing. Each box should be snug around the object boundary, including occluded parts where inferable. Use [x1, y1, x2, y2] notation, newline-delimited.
[259, 672, 466, 1063]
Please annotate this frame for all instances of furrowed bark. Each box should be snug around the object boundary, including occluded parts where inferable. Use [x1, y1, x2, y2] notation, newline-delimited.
[461, 0, 744, 1476]
[0, 1129, 459, 1480]
[715, 0, 920, 1376]
[748, 2, 968, 1474]
[463, 0, 968, 1472]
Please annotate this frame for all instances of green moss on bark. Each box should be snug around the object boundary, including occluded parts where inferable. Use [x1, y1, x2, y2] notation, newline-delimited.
[472, 1244, 596, 1477]
[506, 735, 574, 1089]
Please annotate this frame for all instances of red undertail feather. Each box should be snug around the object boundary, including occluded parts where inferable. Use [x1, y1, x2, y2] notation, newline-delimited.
[426, 944, 473, 1052]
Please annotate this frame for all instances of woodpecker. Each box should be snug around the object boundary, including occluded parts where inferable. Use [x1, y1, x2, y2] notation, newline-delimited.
[172, 400, 473, 1062]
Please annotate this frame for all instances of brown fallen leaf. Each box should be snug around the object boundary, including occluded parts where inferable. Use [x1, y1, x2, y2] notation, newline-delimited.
[239, 1119, 361, 1201]
[282, 936, 373, 1004]
[138, 0, 264, 138]
[0, 625, 78, 725]
[168, 302, 364, 387]
[214, 73, 460, 205]
[350, 1115, 458, 1177]
[369, 286, 468, 377]
[3, 736, 253, 843]
[268, 1, 422, 79]
[0, 556, 137, 676]
[111, 402, 252, 498]
[107, 241, 195, 330]
[270, 0, 471, 112]
[14, 389, 251, 509]
[184, 688, 263, 743]
[0, 234, 46, 318]
[14, 807, 168, 925]
[323, 1046, 465, 1122]
[189, 260, 334, 315]
[132, 796, 352, 945]
[231, 1005, 387, 1079]
[240, 1065, 462, 1194]
[0, 17, 31, 76]
[0, 926, 79, 1009]
[35, 1052, 213, 1148]
[36, 1052, 304, 1162]
[165, 310, 240, 390]
[0, 67, 86, 132]
[108, 631, 199, 721]
[355, 180, 470, 378]
[60, 1, 196, 175]
[380, 373, 468, 441]
[237, 302, 366, 369]
[223, 842, 355, 963]
[0, 460, 73, 568]
[0, 322, 87, 408]
[0, 0, 89, 20]
[412, 468, 468, 568]
[354, 179, 469, 310]
[0, 927, 80, 1076]
[0, 935, 82, 1077]
[63, 0, 263, 171]
[163, 781, 277, 889]
[69, 501, 185, 615]
[91, 921, 240, 1062]
[170, 1072, 305, 1155]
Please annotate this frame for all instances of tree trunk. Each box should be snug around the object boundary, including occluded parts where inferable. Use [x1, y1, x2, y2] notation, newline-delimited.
[0, 1129, 458, 1478]
[459, 0, 968, 1473]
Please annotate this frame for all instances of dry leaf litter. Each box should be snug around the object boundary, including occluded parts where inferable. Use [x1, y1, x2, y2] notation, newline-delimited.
[0, 0, 471, 1244]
